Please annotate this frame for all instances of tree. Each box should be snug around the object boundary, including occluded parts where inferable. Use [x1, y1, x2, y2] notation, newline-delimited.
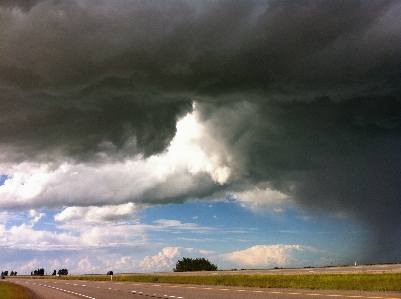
[173, 257, 217, 272]
[32, 268, 44, 276]
[58, 269, 68, 275]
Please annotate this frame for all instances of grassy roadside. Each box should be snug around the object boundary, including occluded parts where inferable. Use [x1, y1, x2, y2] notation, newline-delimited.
[21, 273, 401, 292]
[0, 281, 30, 299]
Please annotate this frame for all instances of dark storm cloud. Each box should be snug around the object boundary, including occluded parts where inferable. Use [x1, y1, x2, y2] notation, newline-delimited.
[1, 1, 399, 163]
[1, 0, 401, 262]
[0, 0, 40, 11]
[1, 0, 399, 95]
[195, 96, 401, 262]
[0, 93, 191, 162]
[0, 0, 200, 161]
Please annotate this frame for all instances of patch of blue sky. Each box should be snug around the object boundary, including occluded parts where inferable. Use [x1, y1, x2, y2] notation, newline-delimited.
[1, 199, 365, 268]
[0, 211, 25, 227]
[33, 209, 66, 232]
[0, 209, 52, 230]
[0, 209, 66, 236]
[0, 174, 8, 185]
[138, 199, 367, 260]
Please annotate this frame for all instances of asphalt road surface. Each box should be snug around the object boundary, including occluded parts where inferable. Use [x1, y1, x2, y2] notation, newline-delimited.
[12, 278, 401, 299]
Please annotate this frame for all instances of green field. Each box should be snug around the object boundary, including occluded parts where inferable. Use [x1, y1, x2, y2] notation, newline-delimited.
[0, 281, 30, 299]
[22, 273, 401, 292]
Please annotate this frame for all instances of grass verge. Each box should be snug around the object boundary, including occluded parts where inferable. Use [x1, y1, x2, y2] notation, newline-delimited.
[25, 273, 401, 292]
[0, 281, 30, 299]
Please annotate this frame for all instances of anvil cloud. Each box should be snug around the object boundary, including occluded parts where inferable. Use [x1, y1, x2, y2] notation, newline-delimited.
[0, 0, 400, 273]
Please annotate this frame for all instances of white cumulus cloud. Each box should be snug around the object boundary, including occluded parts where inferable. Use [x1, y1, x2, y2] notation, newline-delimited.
[54, 203, 142, 223]
[230, 187, 293, 212]
[0, 108, 236, 213]
[220, 244, 328, 268]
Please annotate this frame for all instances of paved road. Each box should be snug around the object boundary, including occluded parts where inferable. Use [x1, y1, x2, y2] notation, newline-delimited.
[12, 279, 401, 299]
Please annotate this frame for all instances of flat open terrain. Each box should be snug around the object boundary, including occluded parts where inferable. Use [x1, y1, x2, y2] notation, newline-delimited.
[144, 263, 401, 276]
[10, 264, 401, 293]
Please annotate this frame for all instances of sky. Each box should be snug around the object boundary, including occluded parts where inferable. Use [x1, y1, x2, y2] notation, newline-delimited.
[0, 0, 400, 274]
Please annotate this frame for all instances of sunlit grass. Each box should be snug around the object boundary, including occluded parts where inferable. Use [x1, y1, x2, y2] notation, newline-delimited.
[23, 272, 401, 291]
[0, 281, 30, 299]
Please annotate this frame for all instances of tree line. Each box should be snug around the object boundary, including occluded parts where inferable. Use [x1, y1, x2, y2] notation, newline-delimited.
[30, 268, 69, 276]
[2, 258, 215, 277]
[31, 268, 45, 276]
[1, 271, 17, 278]
[53, 269, 68, 275]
